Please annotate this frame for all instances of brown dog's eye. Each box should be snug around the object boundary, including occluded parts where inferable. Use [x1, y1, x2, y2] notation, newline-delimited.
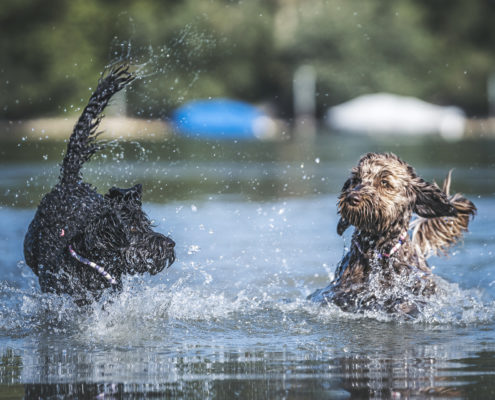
[381, 180, 390, 188]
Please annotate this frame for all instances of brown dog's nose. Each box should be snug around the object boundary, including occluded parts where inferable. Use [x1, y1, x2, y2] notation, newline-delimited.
[347, 192, 361, 206]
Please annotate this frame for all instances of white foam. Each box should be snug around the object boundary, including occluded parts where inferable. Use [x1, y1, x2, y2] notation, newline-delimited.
[308, 274, 495, 325]
[2, 257, 494, 343]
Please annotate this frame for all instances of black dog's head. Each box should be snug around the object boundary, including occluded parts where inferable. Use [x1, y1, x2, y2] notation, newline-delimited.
[337, 153, 457, 236]
[72, 184, 175, 286]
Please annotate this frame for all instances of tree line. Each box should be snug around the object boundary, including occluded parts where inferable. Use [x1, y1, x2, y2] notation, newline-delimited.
[1, 0, 494, 120]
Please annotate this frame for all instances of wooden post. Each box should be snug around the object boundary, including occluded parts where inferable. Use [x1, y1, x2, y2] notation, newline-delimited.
[293, 65, 316, 139]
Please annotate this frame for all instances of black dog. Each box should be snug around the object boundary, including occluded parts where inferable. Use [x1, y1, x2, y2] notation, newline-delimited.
[24, 65, 176, 305]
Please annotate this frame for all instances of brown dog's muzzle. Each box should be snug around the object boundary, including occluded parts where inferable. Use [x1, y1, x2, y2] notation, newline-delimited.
[347, 191, 361, 206]
[346, 184, 364, 206]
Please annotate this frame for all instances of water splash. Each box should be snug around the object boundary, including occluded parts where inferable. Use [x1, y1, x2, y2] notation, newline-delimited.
[311, 272, 495, 325]
[2, 261, 493, 347]
[416, 277, 495, 324]
[106, 18, 216, 118]
[0, 280, 82, 337]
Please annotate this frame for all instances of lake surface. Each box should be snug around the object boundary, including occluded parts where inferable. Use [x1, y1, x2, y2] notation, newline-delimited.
[1, 134, 495, 399]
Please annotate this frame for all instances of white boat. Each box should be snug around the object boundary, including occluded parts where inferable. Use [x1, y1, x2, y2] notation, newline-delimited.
[326, 93, 466, 140]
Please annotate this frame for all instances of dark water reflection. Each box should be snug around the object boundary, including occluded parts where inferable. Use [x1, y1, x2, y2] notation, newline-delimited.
[1, 134, 495, 399]
[1, 135, 494, 209]
[2, 332, 495, 399]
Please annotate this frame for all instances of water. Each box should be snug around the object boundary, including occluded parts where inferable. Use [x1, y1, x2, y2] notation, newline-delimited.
[1, 135, 495, 398]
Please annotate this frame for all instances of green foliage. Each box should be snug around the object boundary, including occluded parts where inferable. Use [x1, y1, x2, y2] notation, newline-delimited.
[0, 0, 493, 119]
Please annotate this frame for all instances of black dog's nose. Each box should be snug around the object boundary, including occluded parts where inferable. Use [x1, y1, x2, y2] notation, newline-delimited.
[347, 192, 361, 206]
[167, 239, 175, 249]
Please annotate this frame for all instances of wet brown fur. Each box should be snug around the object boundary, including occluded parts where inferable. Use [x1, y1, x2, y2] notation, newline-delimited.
[410, 170, 476, 258]
[309, 153, 476, 317]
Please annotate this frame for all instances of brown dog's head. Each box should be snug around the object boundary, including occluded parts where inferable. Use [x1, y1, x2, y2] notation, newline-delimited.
[337, 153, 457, 235]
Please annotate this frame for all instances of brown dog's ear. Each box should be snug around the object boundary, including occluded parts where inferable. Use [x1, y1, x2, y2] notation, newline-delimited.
[337, 217, 350, 235]
[341, 177, 352, 192]
[336, 177, 353, 235]
[413, 177, 457, 218]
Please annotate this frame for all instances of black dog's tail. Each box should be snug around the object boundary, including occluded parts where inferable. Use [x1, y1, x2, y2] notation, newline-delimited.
[60, 64, 135, 184]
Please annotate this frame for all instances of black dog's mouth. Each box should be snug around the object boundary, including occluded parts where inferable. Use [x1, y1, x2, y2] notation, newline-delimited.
[157, 235, 176, 273]
[123, 234, 176, 276]
[163, 249, 176, 270]
[142, 250, 176, 275]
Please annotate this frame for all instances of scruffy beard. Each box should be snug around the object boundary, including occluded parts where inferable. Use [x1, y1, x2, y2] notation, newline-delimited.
[339, 205, 380, 234]
[338, 196, 409, 235]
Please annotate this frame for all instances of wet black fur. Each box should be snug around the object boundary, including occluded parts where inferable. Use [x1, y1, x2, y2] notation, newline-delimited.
[24, 65, 176, 305]
[309, 153, 476, 317]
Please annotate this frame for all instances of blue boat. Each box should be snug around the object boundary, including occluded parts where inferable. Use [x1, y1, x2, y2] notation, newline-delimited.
[172, 98, 274, 140]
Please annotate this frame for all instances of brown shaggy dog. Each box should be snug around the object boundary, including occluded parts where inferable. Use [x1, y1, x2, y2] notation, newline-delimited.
[309, 153, 476, 317]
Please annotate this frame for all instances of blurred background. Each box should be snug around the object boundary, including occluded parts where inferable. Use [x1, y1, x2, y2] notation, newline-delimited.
[1, 0, 495, 207]
[1, 0, 495, 127]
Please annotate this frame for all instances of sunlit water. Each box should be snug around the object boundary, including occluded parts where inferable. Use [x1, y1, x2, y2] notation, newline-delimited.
[1, 136, 495, 398]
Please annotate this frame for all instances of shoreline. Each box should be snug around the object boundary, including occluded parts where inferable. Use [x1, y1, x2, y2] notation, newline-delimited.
[0, 116, 494, 142]
[0, 117, 173, 142]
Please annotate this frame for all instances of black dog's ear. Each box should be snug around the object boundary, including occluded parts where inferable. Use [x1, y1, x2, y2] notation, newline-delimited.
[106, 184, 142, 205]
[413, 177, 457, 218]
